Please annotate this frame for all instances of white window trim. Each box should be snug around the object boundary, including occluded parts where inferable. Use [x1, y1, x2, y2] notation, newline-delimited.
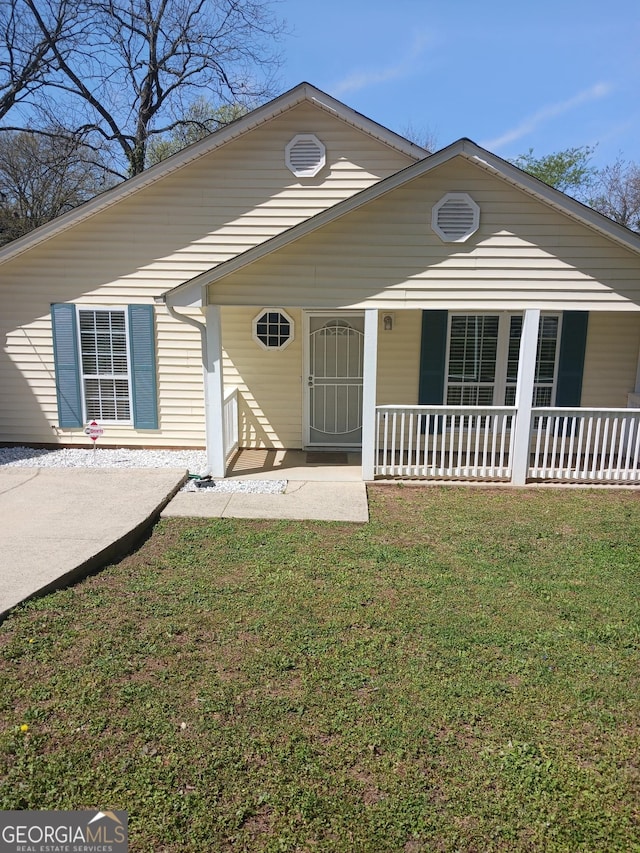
[432, 192, 480, 242]
[77, 305, 133, 425]
[505, 313, 563, 407]
[444, 311, 562, 407]
[252, 308, 295, 351]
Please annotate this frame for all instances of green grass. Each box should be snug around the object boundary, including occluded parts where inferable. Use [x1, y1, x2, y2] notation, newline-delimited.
[1, 486, 639, 852]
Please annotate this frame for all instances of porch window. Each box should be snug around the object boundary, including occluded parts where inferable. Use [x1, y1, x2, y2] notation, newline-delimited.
[253, 309, 294, 350]
[505, 315, 560, 406]
[78, 308, 131, 421]
[446, 313, 561, 406]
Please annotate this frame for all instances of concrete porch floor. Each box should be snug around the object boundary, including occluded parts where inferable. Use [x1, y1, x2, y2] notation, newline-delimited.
[225, 449, 363, 482]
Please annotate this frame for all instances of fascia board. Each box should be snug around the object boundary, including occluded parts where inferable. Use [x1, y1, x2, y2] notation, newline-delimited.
[164, 142, 469, 304]
[0, 82, 426, 267]
[166, 138, 640, 305]
[463, 143, 640, 255]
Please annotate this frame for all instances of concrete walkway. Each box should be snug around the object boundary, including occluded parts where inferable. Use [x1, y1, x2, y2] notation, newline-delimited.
[0, 467, 369, 619]
[162, 480, 369, 522]
[0, 467, 186, 619]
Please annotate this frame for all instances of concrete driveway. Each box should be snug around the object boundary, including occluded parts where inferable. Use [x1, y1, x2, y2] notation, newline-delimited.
[0, 467, 186, 619]
[0, 464, 370, 621]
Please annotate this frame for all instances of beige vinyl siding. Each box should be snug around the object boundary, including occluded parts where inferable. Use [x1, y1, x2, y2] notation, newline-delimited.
[0, 102, 413, 446]
[374, 310, 640, 411]
[581, 313, 640, 407]
[1, 306, 207, 447]
[209, 158, 640, 312]
[222, 307, 303, 448]
[376, 310, 422, 404]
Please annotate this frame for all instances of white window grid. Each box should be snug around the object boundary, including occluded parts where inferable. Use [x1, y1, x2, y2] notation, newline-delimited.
[445, 312, 562, 408]
[77, 307, 132, 423]
[252, 309, 294, 351]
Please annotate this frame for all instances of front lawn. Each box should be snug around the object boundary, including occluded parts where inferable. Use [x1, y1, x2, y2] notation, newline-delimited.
[1, 486, 638, 852]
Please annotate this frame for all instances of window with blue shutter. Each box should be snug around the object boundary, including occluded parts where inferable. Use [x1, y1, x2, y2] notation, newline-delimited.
[418, 310, 587, 408]
[51, 303, 158, 429]
[51, 303, 83, 428]
[418, 311, 448, 405]
[555, 312, 588, 406]
[128, 304, 158, 429]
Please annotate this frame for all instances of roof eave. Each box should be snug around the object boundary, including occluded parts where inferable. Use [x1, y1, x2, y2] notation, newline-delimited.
[0, 82, 427, 267]
[165, 137, 640, 305]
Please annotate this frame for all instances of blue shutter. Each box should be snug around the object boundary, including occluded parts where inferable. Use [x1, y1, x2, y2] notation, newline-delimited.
[51, 303, 83, 428]
[128, 304, 158, 429]
[418, 310, 448, 404]
[556, 312, 589, 406]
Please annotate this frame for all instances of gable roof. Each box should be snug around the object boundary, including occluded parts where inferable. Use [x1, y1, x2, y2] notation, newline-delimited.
[0, 82, 428, 267]
[165, 138, 640, 307]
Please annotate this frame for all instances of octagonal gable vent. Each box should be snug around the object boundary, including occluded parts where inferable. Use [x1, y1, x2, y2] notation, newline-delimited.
[285, 134, 326, 178]
[432, 193, 480, 242]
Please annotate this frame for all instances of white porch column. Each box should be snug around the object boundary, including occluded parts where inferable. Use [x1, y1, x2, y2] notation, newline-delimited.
[511, 308, 540, 485]
[361, 308, 379, 481]
[203, 304, 226, 477]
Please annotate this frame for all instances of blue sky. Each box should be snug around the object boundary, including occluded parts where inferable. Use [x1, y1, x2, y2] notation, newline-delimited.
[276, 0, 640, 168]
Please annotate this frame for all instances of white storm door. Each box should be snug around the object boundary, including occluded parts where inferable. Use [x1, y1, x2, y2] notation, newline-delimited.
[305, 313, 364, 446]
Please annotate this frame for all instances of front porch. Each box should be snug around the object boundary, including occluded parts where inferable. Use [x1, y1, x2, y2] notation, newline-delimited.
[225, 448, 363, 482]
[221, 405, 640, 485]
[209, 307, 640, 486]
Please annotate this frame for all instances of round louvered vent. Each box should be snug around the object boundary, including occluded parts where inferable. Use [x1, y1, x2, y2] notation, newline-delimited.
[432, 193, 480, 242]
[285, 134, 326, 177]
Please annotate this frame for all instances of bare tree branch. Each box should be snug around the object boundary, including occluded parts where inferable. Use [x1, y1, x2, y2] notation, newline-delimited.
[590, 159, 640, 233]
[0, 129, 115, 244]
[0, 0, 74, 119]
[16, 0, 284, 175]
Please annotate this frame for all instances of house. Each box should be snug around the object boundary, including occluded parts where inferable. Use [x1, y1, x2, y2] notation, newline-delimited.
[2, 82, 640, 485]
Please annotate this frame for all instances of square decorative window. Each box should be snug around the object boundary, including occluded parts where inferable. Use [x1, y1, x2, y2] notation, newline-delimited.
[253, 309, 294, 350]
[78, 308, 132, 421]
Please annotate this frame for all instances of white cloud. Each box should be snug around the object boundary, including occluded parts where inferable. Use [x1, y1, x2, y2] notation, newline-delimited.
[483, 82, 612, 150]
[333, 31, 431, 95]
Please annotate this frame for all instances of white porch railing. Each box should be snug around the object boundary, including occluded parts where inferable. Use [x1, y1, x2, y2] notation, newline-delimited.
[374, 404, 640, 483]
[223, 387, 239, 461]
[529, 408, 640, 482]
[375, 406, 516, 479]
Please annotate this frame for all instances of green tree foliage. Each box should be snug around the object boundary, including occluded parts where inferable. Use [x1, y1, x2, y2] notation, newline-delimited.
[146, 100, 249, 166]
[510, 146, 597, 198]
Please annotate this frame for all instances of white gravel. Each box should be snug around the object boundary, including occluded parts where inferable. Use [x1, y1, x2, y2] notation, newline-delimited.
[0, 446, 287, 494]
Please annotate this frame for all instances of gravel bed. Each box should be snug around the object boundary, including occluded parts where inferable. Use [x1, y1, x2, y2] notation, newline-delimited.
[0, 446, 287, 494]
[181, 477, 287, 494]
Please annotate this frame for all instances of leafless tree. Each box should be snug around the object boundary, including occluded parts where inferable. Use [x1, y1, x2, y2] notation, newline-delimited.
[401, 120, 437, 154]
[590, 159, 640, 233]
[0, 0, 76, 119]
[21, 0, 284, 175]
[0, 129, 113, 244]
